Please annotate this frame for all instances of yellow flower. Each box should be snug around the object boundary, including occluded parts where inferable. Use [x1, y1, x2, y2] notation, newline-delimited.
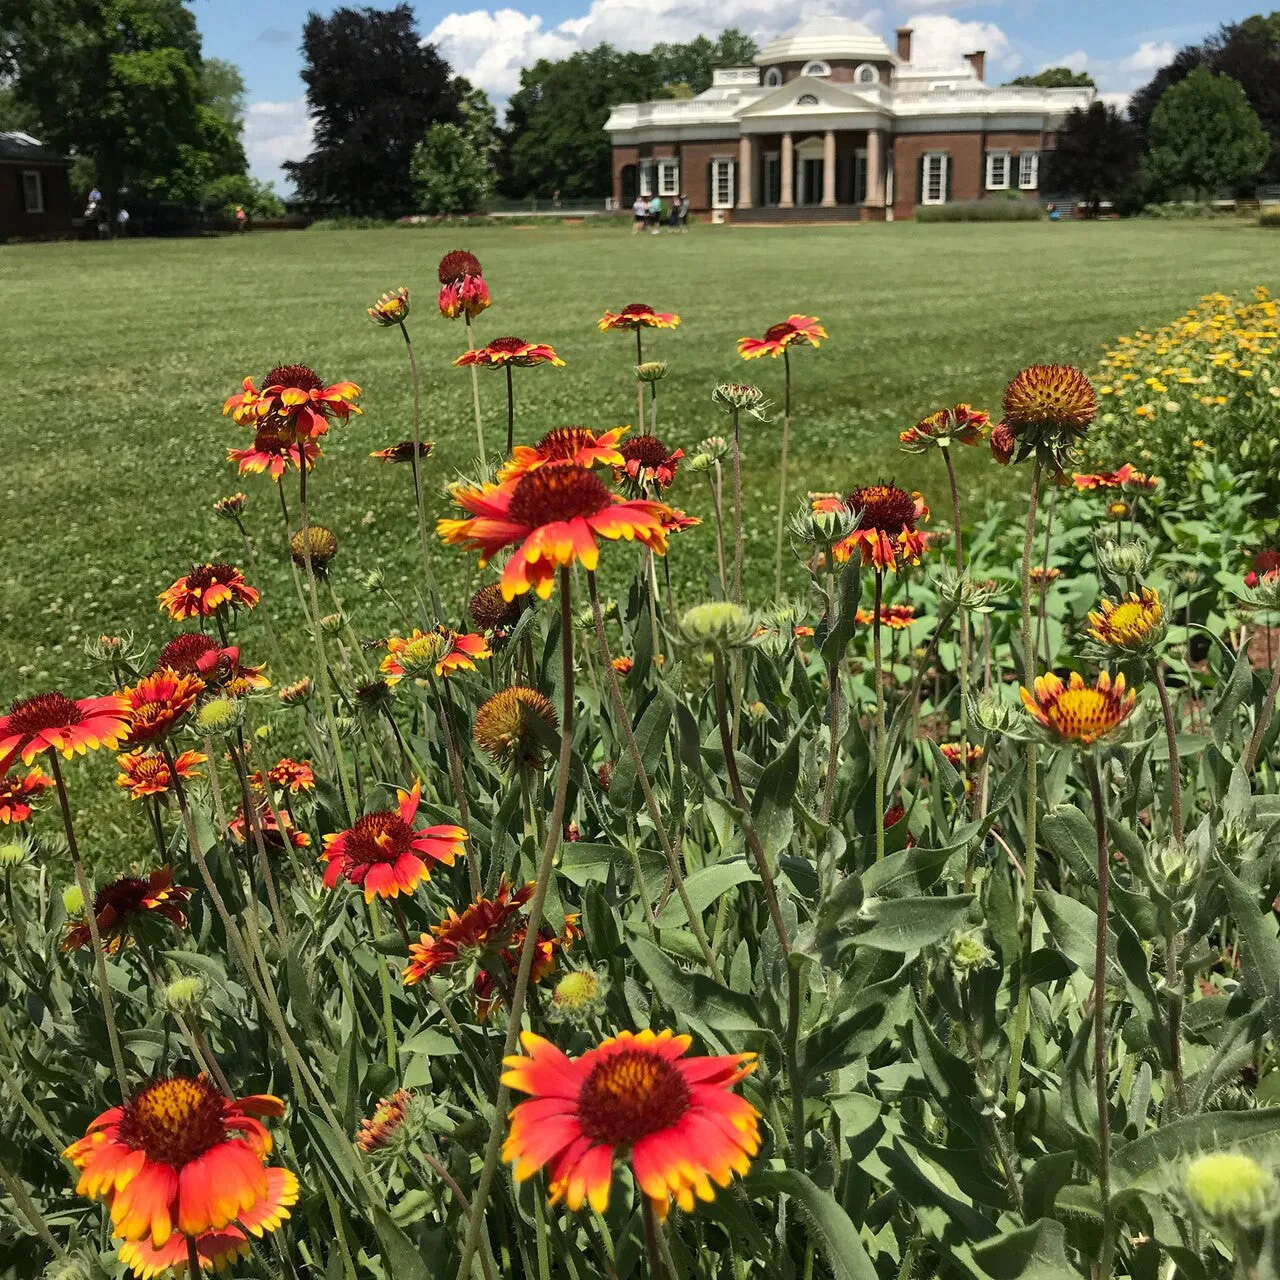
[1020, 670, 1137, 747]
[1087, 588, 1165, 653]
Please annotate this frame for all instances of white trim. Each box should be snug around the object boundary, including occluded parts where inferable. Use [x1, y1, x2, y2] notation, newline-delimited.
[985, 149, 1010, 190]
[763, 66, 782, 87]
[21, 168, 44, 214]
[801, 60, 831, 78]
[710, 156, 736, 208]
[657, 157, 680, 196]
[1018, 150, 1039, 189]
[854, 63, 880, 85]
[922, 151, 948, 205]
[637, 158, 654, 198]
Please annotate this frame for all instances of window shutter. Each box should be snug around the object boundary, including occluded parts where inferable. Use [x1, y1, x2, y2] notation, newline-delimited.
[917, 154, 925, 205]
[944, 155, 952, 203]
[707, 161, 713, 209]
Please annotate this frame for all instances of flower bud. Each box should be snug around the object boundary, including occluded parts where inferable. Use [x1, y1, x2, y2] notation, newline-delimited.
[195, 696, 246, 736]
[697, 435, 730, 461]
[678, 602, 756, 651]
[0, 842, 27, 869]
[789, 501, 855, 547]
[549, 967, 609, 1023]
[164, 974, 209, 1015]
[973, 692, 1017, 734]
[635, 361, 667, 384]
[746, 700, 768, 724]
[319, 611, 344, 634]
[278, 676, 312, 706]
[1095, 538, 1152, 580]
[1251, 569, 1280, 611]
[949, 929, 994, 976]
[359, 567, 386, 591]
[687, 452, 713, 473]
[213, 493, 247, 520]
[62, 884, 84, 916]
[291, 525, 339, 573]
[368, 285, 411, 326]
[712, 383, 769, 418]
[935, 567, 1002, 614]
[1183, 1152, 1278, 1229]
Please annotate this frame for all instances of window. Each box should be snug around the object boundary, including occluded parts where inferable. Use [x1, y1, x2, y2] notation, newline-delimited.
[1018, 150, 1039, 189]
[985, 150, 1010, 190]
[855, 63, 879, 85]
[928, 80, 955, 91]
[921, 152, 948, 205]
[796, 93, 819, 106]
[637, 159, 654, 198]
[801, 60, 830, 77]
[22, 169, 44, 214]
[854, 149, 868, 204]
[763, 67, 782, 87]
[711, 157, 736, 209]
[657, 158, 680, 196]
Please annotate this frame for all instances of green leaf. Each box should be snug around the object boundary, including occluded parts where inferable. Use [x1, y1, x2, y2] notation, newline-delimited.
[1212, 645, 1255, 748]
[370, 1205, 430, 1280]
[654, 861, 758, 930]
[401, 1027, 461, 1057]
[970, 1218, 1079, 1280]
[852, 894, 974, 952]
[752, 1169, 878, 1280]
[1215, 858, 1280, 1036]
[860, 839, 961, 898]
[820, 557, 863, 667]
[1039, 805, 1098, 886]
[628, 937, 764, 1034]
[558, 841, 664, 890]
[1111, 1109, 1280, 1192]
[609, 693, 671, 815]
[1037, 888, 1114, 976]
[751, 721, 803, 860]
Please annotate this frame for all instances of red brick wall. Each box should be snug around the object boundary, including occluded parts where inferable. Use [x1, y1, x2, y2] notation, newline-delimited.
[982, 131, 1048, 195]
[764, 59, 892, 84]
[892, 132, 983, 217]
[0, 162, 72, 239]
[612, 146, 638, 207]
[677, 140, 739, 211]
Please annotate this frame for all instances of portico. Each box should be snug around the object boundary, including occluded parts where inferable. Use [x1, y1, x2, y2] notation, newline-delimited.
[735, 123, 887, 214]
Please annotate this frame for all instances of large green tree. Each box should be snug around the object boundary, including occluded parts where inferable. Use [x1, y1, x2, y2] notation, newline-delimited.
[1143, 66, 1268, 197]
[1042, 101, 1138, 213]
[411, 122, 494, 214]
[0, 0, 206, 209]
[1006, 67, 1094, 88]
[651, 29, 759, 95]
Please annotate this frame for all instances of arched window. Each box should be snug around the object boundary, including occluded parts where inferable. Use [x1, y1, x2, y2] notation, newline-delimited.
[801, 60, 830, 77]
[796, 93, 819, 106]
[763, 67, 782, 87]
[855, 63, 879, 84]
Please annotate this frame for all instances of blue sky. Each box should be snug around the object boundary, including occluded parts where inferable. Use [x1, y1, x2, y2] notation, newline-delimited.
[199, 0, 1257, 190]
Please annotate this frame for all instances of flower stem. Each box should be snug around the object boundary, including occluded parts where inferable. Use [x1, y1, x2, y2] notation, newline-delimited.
[49, 752, 129, 1099]
[1085, 755, 1114, 1280]
[0, 1155, 67, 1261]
[437, 678, 482, 899]
[819, 569, 844, 826]
[188, 1231, 201, 1277]
[455, 568, 576, 1280]
[709, 466, 729, 598]
[872, 568, 887, 862]
[1243, 658, 1280, 774]
[505, 364, 515, 455]
[1006, 460, 1043, 1113]
[635, 328, 645, 428]
[942, 449, 974, 823]
[398, 322, 438, 599]
[730, 408, 743, 604]
[229, 731, 291, 952]
[774, 349, 792, 599]
[1152, 661, 1184, 848]
[641, 1198, 669, 1279]
[465, 314, 487, 464]
[367, 901, 397, 1072]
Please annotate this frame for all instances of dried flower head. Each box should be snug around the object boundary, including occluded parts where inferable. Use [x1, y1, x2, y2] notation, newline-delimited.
[470, 583, 525, 633]
[474, 686, 559, 767]
[290, 525, 339, 573]
[1000, 364, 1097, 464]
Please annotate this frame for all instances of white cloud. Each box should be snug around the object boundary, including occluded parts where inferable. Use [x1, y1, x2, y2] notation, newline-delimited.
[1042, 49, 1089, 72]
[243, 98, 313, 190]
[1120, 40, 1174, 73]
[900, 13, 1012, 69]
[426, 10, 577, 98]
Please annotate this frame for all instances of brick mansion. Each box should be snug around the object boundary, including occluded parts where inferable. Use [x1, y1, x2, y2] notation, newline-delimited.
[605, 17, 1095, 220]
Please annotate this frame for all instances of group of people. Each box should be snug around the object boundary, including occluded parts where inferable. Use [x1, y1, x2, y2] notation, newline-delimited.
[84, 188, 129, 238]
[631, 193, 691, 234]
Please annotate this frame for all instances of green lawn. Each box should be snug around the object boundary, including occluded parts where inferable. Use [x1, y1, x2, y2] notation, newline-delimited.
[1, 218, 1275, 714]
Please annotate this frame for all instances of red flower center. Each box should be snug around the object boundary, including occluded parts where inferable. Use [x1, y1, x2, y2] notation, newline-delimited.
[535, 427, 594, 459]
[764, 322, 795, 342]
[884, 804, 906, 828]
[158, 633, 218, 675]
[184, 563, 239, 591]
[92, 875, 152, 917]
[1254, 550, 1280, 574]
[508, 465, 612, 527]
[577, 1049, 691, 1146]
[124, 754, 169, 786]
[6, 692, 82, 735]
[438, 249, 482, 284]
[470, 584, 523, 631]
[847, 484, 917, 535]
[263, 363, 324, 393]
[621, 303, 655, 316]
[342, 811, 413, 866]
[488, 336, 528, 353]
[116, 1076, 227, 1167]
[620, 435, 671, 469]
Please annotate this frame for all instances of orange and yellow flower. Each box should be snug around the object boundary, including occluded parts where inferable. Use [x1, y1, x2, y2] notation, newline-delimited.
[403, 877, 534, 985]
[1086, 587, 1165, 653]
[439, 464, 672, 600]
[229, 803, 310, 853]
[251, 758, 315, 795]
[222, 363, 361, 440]
[598, 302, 679, 332]
[661, 508, 701, 535]
[826, 484, 930, 573]
[474, 913, 580, 1019]
[899, 404, 990, 452]
[380, 627, 492, 683]
[63, 867, 190, 952]
[855, 604, 917, 630]
[941, 742, 984, 769]
[116, 749, 206, 800]
[502, 1028, 760, 1219]
[64, 1075, 297, 1276]
[1071, 462, 1159, 492]
[499, 426, 629, 482]
[0, 691, 133, 771]
[159, 564, 259, 621]
[368, 285, 410, 326]
[0, 766, 52, 824]
[1000, 364, 1097, 461]
[119, 669, 204, 746]
[438, 249, 490, 319]
[228, 420, 321, 481]
[356, 1090, 414, 1154]
[1020, 670, 1137, 746]
[737, 315, 826, 359]
[322, 780, 465, 902]
[1030, 566, 1062, 584]
[370, 440, 433, 464]
[454, 336, 564, 369]
[618, 434, 683, 490]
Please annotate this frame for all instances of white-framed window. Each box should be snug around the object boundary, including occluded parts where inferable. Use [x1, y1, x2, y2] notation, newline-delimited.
[922, 152, 948, 205]
[711, 156, 736, 209]
[796, 93, 819, 106]
[928, 80, 954, 91]
[763, 67, 782, 87]
[855, 63, 879, 84]
[801, 60, 830, 77]
[985, 150, 1010, 190]
[854, 148, 868, 204]
[657, 158, 679, 196]
[22, 169, 44, 214]
[1018, 150, 1039, 189]
[637, 159, 655, 198]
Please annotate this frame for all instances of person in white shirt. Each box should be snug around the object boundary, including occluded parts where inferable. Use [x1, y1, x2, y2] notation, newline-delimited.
[631, 196, 647, 234]
[115, 207, 130, 237]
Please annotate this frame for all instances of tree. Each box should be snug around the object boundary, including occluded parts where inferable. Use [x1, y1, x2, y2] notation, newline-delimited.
[1006, 67, 1094, 88]
[411, 122, 493, 214]
[0, 0, 205, 211]
[284, 4, 459, 216]
[1144, 67, 1268, 198]
[651, 29, 759, 95]
[1042, 101, 1138, 213]
[199, 57, 247, 130]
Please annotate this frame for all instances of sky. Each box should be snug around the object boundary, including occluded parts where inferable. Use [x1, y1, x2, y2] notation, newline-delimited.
[194, 0, 1261, 192]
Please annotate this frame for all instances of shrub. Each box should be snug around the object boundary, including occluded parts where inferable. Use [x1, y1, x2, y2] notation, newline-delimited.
[308, 215, 395, 230]
[915, 199, 1045, 222]
[1140, 200, 1220, 219]
[1259, 207, 1280, 227]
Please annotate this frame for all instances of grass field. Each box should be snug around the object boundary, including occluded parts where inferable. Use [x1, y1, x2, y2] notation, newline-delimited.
[2, 217, 1276, 720]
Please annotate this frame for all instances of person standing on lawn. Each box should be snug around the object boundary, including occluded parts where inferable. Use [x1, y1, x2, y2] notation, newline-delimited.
[648, 193, 663, 233]
[631, 195, 647, 234]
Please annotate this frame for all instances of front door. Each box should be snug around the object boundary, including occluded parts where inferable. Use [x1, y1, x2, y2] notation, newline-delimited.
[763, 152, 781, 205]
[800, 158, 823, 206]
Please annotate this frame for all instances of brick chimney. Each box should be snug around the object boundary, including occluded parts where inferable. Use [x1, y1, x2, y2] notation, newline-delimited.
[965, 49, 986, 80]
[895, 27, 912, 62]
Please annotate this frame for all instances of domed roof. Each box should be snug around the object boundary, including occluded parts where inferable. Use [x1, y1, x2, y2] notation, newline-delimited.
[754, 16, 895, 66]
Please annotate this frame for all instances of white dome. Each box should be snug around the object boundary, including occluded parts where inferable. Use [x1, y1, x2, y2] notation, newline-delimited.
[754, 17, 895, 66]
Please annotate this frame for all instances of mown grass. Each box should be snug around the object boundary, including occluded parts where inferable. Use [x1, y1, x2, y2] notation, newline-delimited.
[2, 217, 1274, 721]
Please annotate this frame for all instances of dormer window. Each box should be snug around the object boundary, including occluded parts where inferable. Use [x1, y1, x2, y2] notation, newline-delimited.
[801, 60, 831, 78]
[763, 67, 782, 87]
[796, 93, 819, 106]
[855, 63, 879, 84]
[928, 80, 955, 91]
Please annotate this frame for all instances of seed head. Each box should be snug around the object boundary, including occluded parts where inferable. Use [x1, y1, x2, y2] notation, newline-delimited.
[549, 967, 609, 1023]
[195, 696, 246, 736]
[635, 361, 667, 384]
[63, 884, 85, 916]
[1183, 1152, 1278, 1229]
[678, 602, 756, 651]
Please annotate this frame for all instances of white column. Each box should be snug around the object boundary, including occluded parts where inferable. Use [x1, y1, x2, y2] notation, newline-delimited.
[737, 135, 753, 208]
[779, 132, 794, 208]
[867, 128, 884, 207]
[822, 130, 837, 206]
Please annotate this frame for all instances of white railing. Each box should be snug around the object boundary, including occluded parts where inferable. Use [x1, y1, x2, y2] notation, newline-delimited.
[894, 86, 1093, 108]
[608, 99, 743, 125]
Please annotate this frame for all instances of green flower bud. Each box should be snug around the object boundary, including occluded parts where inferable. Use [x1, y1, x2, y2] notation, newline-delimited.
[164, 974, 209, 1015]
[1095, 538, 1152, 581]
[678, 602, 756, 651]
[319, 611, 344, 634]
[62, 884, 84, 916]
[0, 842, 27, 869]
[1183, 1152, 1278, 1229]
[635, 361, 667, 384]
[687, 452, 714, 473]
[949, 930, 994, 976]
[549, 967, 609, 1023]
[195, 696, 246, 736]
[360, 567, 386, 591]
[789, 501, 855, 547]
[973, 692, 1017, 734]
[712, 383, 770, 418]
[697, 435, 730, 461]
[44, 1260, 93, 1280]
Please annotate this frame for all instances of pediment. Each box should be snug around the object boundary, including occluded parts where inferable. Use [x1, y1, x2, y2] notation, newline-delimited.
[735, 75, 879, 118]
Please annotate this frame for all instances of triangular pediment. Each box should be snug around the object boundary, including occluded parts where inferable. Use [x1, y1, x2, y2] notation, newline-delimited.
[735, 75, 880, 118]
